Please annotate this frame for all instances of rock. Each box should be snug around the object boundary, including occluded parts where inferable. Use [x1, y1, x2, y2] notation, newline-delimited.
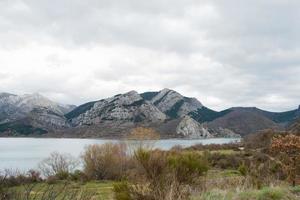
[144, 88, 203, 118]
[70, 91, 167, 126]
[176, 116, 212, 139]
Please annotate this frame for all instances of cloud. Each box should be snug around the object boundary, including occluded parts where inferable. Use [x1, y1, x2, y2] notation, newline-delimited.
[0, 0, 299, 111]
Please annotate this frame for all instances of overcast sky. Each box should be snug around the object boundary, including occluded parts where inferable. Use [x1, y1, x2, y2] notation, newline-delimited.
[0, 0, 299, 111]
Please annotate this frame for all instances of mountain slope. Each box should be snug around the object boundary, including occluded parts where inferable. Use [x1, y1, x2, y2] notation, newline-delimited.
[208, 108, 282, 136]
[228, 107, 300, 126]
[288, 118, 300, 135]
[141, 88, 203, 119]
[68, 91, 167, 126]
[0, 92, 74, 135]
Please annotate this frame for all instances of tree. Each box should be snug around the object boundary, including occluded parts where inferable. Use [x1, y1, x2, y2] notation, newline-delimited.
[270, 134, 300, 186]
[38, 152, 79, 178]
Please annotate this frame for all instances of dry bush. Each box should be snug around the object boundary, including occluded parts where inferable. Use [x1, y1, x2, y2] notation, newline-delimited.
[114, 149, 209, 200]
[244, 152, 284, 189]
[207, 152, 244, 169]
[243, 129, 281, 150]
[38, 152, 79, 178]
[0, 169, 42, 188]
[82, 142, 128, 180]
[270, 134, 300, 186]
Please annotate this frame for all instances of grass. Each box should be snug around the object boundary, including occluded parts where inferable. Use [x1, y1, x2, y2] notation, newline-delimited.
[191, 186, 300, 200]
[10, 180, 115, 200]
[206, 169, 242, 178]
[194, 149, 239, 155]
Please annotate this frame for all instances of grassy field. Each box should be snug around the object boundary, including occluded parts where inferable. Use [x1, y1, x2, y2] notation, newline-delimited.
[191, 186, 300, 200]
[10, 180, 300, 200]
[9, 170, 300, 200]
[10, 181, 115, 200]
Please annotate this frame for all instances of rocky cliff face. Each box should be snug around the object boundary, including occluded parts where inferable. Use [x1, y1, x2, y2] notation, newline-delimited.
[142, 88, 203, 118]
[69, 91, 166, 126]
[176, 116, 212, 139]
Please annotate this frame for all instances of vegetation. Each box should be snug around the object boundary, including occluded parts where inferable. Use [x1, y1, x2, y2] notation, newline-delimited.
[0, 121, 48, 136]
[1, 128, 300, 199]
[82, 143, 128, 180]
[39, 152, 79, 178]
[270, 134, 300, 186]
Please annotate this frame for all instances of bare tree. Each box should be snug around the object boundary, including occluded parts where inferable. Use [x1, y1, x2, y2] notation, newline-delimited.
[38, 152, 79, 177]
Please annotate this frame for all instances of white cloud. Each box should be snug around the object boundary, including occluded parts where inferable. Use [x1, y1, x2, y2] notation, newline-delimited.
[0, 0, 299, 111]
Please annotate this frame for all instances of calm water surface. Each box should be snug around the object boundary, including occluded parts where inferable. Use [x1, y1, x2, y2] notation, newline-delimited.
[0, 137, 239, 171]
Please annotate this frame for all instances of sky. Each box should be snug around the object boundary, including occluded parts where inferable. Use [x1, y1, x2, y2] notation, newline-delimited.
[0, 0, 299, 111]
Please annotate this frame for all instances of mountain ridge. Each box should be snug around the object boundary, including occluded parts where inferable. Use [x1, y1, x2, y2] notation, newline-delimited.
[0, 89, 299, 138]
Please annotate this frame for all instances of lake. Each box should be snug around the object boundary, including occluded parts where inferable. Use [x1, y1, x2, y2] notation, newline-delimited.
[0, 137, 240, 171]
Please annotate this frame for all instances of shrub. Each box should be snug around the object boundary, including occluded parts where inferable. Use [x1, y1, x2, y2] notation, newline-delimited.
[168, 152, 209, 184]
[270, 134, 300, 186]
[70, 170, 88, 182]
[82, 143, 128, 180]
[244, 130, 280, 150]
[126, 149, 209, 200]
[238, 163, 247, 176]
[46, 175, 59, 184]
[208, 153, 244, 169]
[113, 182, 132, 200]
[38, 152, 79, 178]
[187, 143, 241, 151]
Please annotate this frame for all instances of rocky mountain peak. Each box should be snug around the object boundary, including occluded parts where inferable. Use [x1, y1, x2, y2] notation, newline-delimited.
[147, 88, 203, 118]
[108, 90, 142, 106]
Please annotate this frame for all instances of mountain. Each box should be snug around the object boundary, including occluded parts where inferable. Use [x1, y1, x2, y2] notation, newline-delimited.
[62, 91, 169, 138]
[288, 107, 300, 134]
[0, 92, 75, 135]
[288, 119, 300, 135]
[0, 89, 298, 138]
[228, 107, 300, 126]
[141, 88, 203, 118]
[141, 89, 231, 123]
[205, 106, 300, 136]
[65, 90, 220, 139]
[67, 91, 166, 126]
[207, 108, 282, 136]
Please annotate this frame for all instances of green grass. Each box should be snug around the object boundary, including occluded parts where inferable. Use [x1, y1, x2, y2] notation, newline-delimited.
[290, 185, 300, 194]
[10, 180, 115, 200]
